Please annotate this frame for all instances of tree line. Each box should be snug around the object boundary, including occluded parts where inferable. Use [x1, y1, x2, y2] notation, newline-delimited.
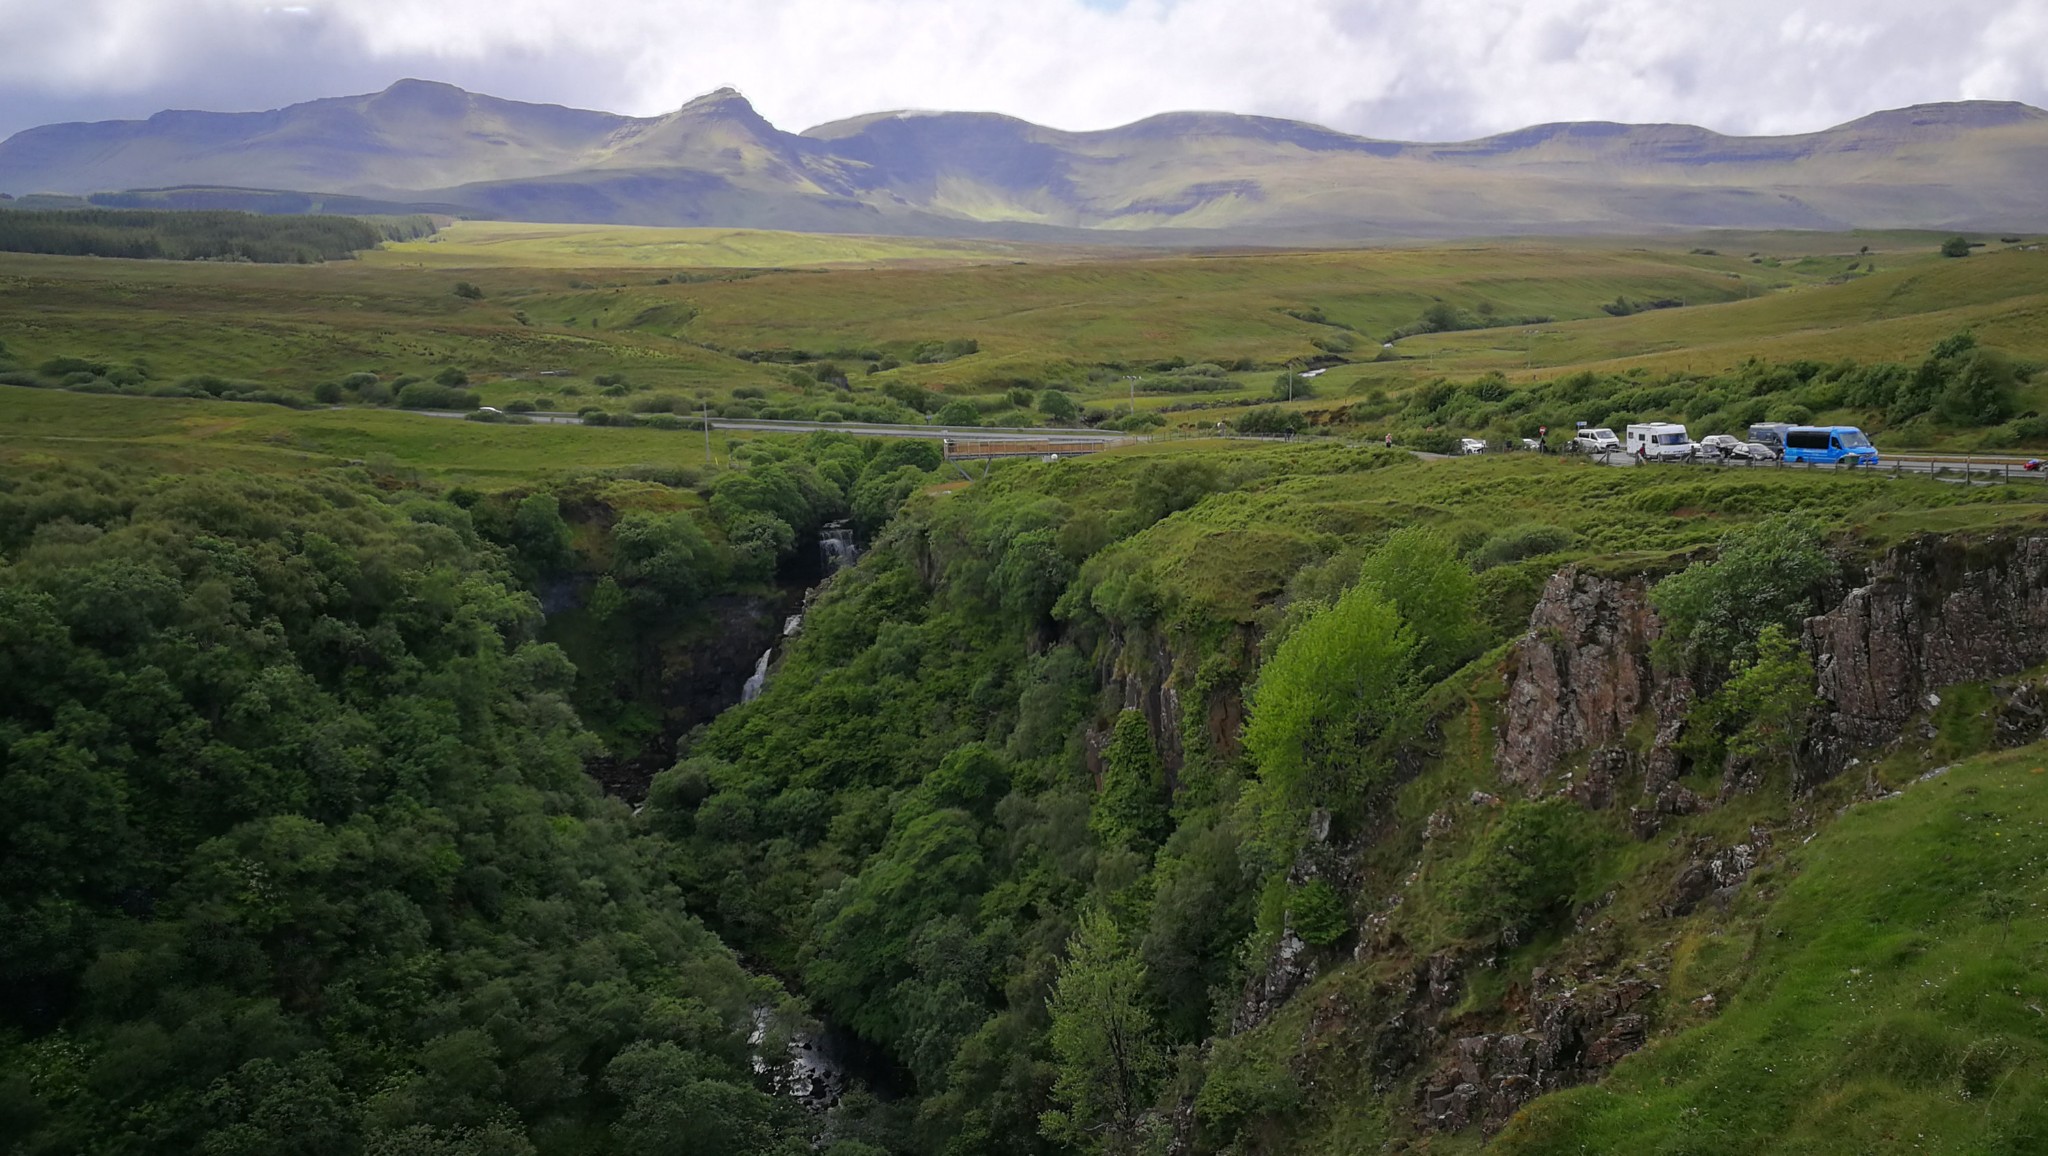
[0, 209, 433, 263]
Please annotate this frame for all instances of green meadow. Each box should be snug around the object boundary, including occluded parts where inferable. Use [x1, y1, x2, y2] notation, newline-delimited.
[1, 224, 2043, 450]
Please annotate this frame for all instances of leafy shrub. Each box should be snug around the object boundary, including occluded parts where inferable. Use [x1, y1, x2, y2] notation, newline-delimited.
[1287, 880, 1349, 946]
[1650, 514, 1834, 678]
[452, 280, 483, 299]
[394, 381, 480, 410]
[1441, 799, 1594, 940]
[1235, 407, 1304, 435]
[1473, 524, 1578, 569]
[932, 401, 980, 426]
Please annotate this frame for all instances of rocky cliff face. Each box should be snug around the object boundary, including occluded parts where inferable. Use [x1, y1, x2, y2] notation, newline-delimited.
[1808, 535, 2048, 759]
[1201, 533, 2048, 1146]
[1437, 533, 2048, 1126]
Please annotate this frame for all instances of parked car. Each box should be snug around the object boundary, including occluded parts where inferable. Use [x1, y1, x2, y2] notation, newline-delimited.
[1747, 422, 1794, 454]
[1519, 437, 1544, 451]
[1699, 434, 1775, 461]
[1459, 437, 1488, 455]
[1625, 422, 1700, 461]
[1781, 425, 1880, 466]
[1569, 427, 1622, 454]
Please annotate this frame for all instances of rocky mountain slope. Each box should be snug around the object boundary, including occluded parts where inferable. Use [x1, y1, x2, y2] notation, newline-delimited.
[3, 81, 2045, 238]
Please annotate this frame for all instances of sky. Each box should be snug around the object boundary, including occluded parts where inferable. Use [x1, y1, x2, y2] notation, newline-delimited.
[0, 0, 2043, 142]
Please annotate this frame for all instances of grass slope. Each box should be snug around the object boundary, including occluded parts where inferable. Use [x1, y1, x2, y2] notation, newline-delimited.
[1497, 744, 2048, 1155]
[0, 385, 732, 481]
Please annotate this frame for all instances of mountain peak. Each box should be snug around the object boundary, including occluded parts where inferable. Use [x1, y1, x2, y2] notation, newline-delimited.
[677, 87, 757, 116]
[1836, 99, 2048, 133]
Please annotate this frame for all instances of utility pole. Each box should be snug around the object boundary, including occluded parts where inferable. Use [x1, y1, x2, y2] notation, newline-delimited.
[701, 399, 711, 463]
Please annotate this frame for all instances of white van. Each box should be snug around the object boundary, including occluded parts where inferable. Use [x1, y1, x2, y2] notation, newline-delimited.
[1626, 422, 1699, 461]
[1570, 427, 1622, 454]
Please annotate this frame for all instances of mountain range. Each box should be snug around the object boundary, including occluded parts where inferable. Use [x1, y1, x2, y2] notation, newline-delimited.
[3, 79, 2046, 240]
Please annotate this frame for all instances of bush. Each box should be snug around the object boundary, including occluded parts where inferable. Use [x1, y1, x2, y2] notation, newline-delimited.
[1472, 524, 1577, 569]
[435, 366, 470, 387]
[312, 381, 343, 404]
[1441, 799, 1593, 940]
[1650, 514, 1835, 677]
[1235, 407, 1304, 435]
[453, 280, 484, 299]
[1941, 236, 1973, 258]
[932, 401, 980, 426]
[1038, 390, 1081, 423]
[1288, 880, 1349, 946]
[395, 381, 481, 410]
[39, 356, 109, 377]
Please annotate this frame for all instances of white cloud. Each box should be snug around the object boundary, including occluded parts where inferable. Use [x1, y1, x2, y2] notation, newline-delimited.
[0, 0, 2042, 140]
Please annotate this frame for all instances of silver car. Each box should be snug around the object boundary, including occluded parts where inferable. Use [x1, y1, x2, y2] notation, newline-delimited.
[1700, 434, 1777, 461]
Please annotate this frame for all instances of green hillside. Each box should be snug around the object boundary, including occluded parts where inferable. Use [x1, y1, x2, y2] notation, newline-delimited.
[1498, 743, 2048, 1155]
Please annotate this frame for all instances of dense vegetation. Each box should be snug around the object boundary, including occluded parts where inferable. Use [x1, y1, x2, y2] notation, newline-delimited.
[0, 210, 430, 263]
[0, 465, 814, 1154]
[8, 227, 2048, 1154]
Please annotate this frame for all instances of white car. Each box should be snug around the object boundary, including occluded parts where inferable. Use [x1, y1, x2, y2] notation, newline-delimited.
[1459, 438, 1488, 455]
[1570, 428, 1622, 454]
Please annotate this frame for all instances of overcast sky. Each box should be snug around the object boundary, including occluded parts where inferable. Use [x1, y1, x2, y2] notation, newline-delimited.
[0, 0, 2042, 142]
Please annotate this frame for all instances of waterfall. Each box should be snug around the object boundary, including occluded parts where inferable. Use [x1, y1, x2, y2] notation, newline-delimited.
[741, 647, 772, 703]
[818, 520, 860, 572]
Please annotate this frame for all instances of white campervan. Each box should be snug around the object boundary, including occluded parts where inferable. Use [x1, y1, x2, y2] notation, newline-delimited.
[1625, 422, 1698, 461]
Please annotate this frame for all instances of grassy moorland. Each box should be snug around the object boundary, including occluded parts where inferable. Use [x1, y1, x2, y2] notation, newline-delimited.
[365, 220, 1067, 269]
[0, 224, 2044, 455]
[0, 384, 739, 482]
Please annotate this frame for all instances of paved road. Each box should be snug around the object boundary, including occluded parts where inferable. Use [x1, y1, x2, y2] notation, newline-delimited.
[423, 410, 1133, 445]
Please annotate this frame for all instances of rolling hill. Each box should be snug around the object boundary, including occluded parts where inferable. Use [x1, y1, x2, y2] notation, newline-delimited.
[2, 80, 2045, 239]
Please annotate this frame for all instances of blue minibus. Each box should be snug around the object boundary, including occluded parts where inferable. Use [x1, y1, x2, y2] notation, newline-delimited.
[1781, 425, 1879, 465]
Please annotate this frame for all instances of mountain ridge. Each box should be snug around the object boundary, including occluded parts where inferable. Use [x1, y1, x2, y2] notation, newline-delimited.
[4, 81, 2045, 239]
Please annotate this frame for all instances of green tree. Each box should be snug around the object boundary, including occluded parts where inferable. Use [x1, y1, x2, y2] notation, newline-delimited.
[1041, 909, 1164, 1152]
[1941, 236, 1973, 258]
[507, 491, 575, 577]
[1241, 581, 1414, 861]
[1038, 389, 1081, 423]
[1938, 349, 2018, 426]
[1716, 623, 1819, 773]
[1092, 711, 1168, 851]
[1650, 514, 1834, 679]
[1354, 526, 1482, 677]
[1441, 799, 1592, 940]
[933, 400, 981, 426]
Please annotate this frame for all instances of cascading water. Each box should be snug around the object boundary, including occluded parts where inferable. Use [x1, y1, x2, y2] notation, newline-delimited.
[818, 520, 860, 572]
[740, 647, 772, 703]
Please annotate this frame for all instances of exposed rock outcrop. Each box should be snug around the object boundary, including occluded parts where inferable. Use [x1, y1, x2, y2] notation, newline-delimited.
[1808, 535, 2048, 763]
[1495, 569, 1661, 794]
[1421, 972, 1660, 1133]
